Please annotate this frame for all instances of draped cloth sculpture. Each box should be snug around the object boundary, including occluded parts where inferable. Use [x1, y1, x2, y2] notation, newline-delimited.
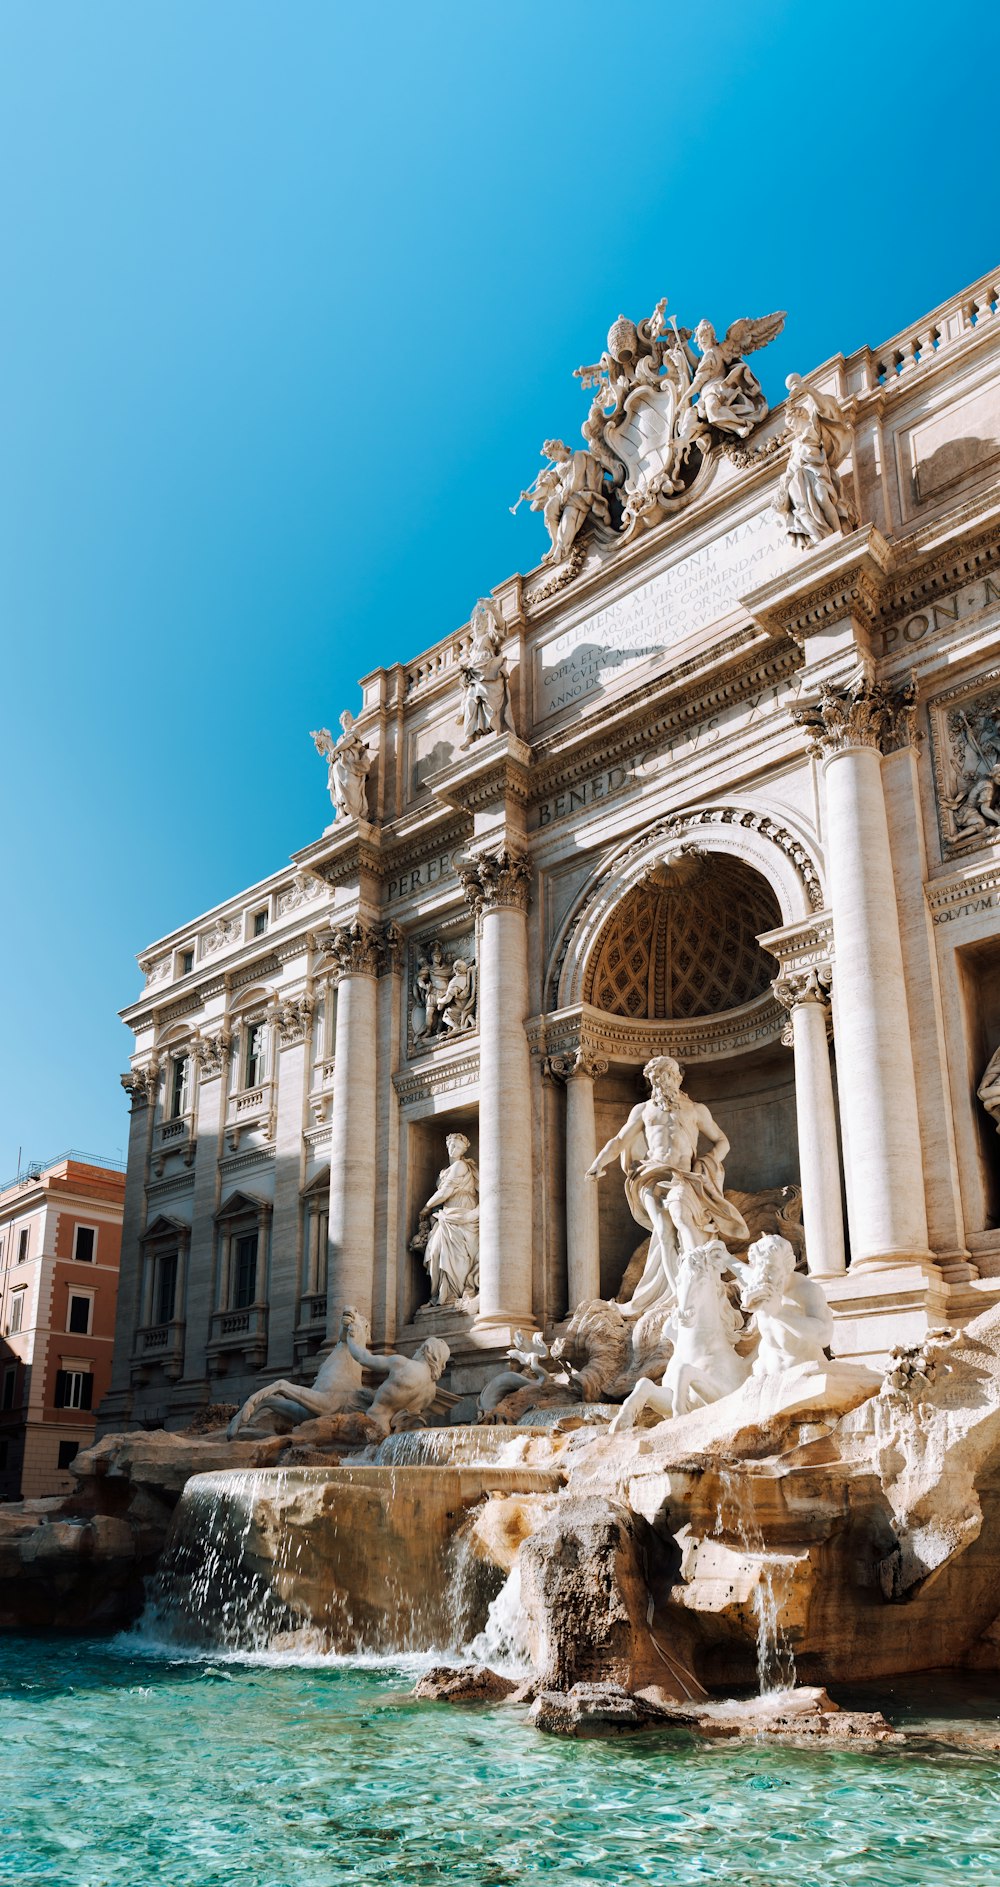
[460, 598, 515, 748]
[772, 374, 854, 548]
[411, 1132, 481, 1307]
[586, 1056, 748, 1318]
[311, 711, 372, 821]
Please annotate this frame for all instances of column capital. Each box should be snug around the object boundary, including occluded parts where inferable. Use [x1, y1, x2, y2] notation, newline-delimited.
[772, 966, 832, 1046]
[792, 674, 916, 760]
[190, 1030, 231, 1081]
[121, 1062, 159, 1108]
[272, 994, 314, 1048]
[323, 919, 400, 982]
[460, 845, 532, 915]
[545, 1046, 609, 1083]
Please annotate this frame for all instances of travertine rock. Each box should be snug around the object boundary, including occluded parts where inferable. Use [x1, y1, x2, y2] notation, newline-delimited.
[413, 1664, 524, 1705]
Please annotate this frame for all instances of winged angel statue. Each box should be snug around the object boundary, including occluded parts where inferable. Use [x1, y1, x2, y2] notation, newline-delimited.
[514, 299, 785, 567]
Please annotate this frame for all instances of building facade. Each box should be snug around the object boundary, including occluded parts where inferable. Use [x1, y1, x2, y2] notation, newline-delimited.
[106, 266, 1000, 1430]
[0, 1156, 125, 1497]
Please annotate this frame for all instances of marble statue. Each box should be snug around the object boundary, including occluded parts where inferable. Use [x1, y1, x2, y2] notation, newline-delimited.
[735, 1234, 833, 1376]
[478, 1332, 551, 1416]
[565, 298, 786, 533]
[460, 599, 515, 748]
[678, 314, 785, 442]
[512, 438, 612, 564]
[978, 1045, 1000, 1131]
[609, 1241, 750, 1431]
[586, 1056, 748, 1318]
[226, 1307, 372, 1440]
[311, 712, 371, 821]
[342, 1314, 450, 1433]
[410, 1132, 480, 1307]
[772, 374, 854, 548]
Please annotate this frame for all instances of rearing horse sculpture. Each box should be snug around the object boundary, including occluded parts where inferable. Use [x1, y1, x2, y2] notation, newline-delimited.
[609, 1241, 750, 1432]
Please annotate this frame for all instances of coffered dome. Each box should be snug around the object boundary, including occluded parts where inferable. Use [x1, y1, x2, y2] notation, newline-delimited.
[585, 852, 781, 1021]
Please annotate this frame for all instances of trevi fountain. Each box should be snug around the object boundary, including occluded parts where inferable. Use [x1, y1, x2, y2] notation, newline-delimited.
[8, 267, 1000, 1885]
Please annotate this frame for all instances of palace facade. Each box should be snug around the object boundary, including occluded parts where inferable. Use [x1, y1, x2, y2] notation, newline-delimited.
[104, 265, 1000, 1429]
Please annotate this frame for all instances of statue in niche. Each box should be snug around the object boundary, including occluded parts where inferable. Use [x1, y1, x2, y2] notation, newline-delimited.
[734, 1234, 833, 1376]
[586, 1055, 748, 1318]
[978, 1045, 1000, 1131]
[311, 711, 371, 822]
[459, 599, 516, 748]
[410, 1132, 480, 1307]
[412, 941, 477, 1043]
[942, 696, 1000, 840]
[772, 374, 854, 548]
[511, 438, 612, 565]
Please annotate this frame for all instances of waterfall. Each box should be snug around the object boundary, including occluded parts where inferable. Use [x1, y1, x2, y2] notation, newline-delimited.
[714, 1466, 797, 1694]
[141, 1468, 299, 1652]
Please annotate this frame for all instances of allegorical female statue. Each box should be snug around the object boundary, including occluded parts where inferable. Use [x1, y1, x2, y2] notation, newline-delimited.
[411, 1131, 480, 1306]
[311, 711, 371, 821]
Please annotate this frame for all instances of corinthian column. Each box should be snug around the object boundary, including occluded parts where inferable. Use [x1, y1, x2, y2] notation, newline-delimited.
[462, 848, 535, 1334]
[324, 920, 393, 1337]
[797, 677, 929, 1268]
[548, 1047, 608, 1310]
[772, 968, 845, 1278]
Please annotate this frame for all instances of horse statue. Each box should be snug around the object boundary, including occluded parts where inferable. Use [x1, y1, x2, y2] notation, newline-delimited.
[609, 1241, 750, 1432]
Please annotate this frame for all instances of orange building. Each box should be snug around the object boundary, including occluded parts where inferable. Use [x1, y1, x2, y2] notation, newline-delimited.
[0, 1154, 125, 1499]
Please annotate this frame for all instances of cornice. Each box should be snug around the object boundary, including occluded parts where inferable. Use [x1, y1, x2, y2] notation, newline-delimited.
[742, 524, 894, 647]
[926, 859, 1000, 918]
[393, 1049, 480, 1106]
[527, 994, 785, 1065]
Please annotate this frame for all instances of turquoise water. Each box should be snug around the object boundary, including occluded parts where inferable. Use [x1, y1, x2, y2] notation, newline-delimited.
[2, 1637, 1000, 1887]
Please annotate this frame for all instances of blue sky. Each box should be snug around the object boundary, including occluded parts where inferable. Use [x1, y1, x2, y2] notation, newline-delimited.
[1, 1, 998, 1173]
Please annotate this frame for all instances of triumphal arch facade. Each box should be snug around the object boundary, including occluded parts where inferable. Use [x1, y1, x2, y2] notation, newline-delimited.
[105, 265, 1000, 1426]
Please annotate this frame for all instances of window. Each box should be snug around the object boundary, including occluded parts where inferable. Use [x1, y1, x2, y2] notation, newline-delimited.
[8, 1290, 25, 1335]
[232, 1232, 258, 1310]
[54, 1370, 92, 1411]
[68, 1293, 92, 1336]
[2, 1365, 16, 1411]
[180, 949, 194, 976]
[73, 1226, 96, 1264]
[170, 1056, 190, 1120]
[308, 1206, 329, 1295]
[155, 1250, 178, 1326]
[244, 1023, 266, 1089]
[57, 1440, 79, 1471]
[16, 1228, 28, 1265]
[252, 908, 268, 937]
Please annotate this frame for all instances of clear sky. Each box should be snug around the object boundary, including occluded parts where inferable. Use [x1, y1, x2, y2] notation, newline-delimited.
[1, 0, 998, 1174]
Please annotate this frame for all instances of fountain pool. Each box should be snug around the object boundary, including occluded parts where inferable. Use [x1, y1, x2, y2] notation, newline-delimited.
[2, 1635, 999, 1887]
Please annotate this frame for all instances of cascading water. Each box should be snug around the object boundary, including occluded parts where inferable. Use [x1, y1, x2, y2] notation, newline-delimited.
[137, 1459, 563, 1662]
[714, 1466, 797, 1695]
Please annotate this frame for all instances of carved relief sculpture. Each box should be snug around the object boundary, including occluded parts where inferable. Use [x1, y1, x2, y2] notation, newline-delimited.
[311, 710, 372, 822]
[771, 374, 855, 549]
[459, 598, 515, 747]
[410, 1131, 480, 1307]
[978, 1045, 1000, 1132]
[412, 938, 477, 1045]
[940, 688, 1000, 843]
[586, 1055, 749, 1317]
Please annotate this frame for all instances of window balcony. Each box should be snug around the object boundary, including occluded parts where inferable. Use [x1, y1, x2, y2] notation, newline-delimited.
[206, 1302, 269, 1373]
[131, 1319, 186, 1384]
[225, 1082, 274, 1152]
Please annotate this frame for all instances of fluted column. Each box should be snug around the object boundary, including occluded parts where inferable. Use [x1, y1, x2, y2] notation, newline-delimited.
[324, 921, 393, 1336]
[797, 677, 929, 1268]
[772, 969, 845, 1277]
[548, 1047, 608, 1309]
[462, 848, 535, 1333]
[104, 1062, 159, 1414]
